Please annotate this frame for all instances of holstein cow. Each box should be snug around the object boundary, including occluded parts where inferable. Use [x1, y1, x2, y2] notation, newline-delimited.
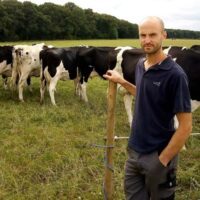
[111, 47, 145, 126]
[76, 46, 146, 127]
[109, 46, 200, 128]
[0, 46, 13, 89]
[190, 45, 200, 53]
[0, 45, 33, 90]
[76, 46, 118, 102]
[11, 44, 29, 90]
[40, 46, 84, 105]
[40, 46, 137, 110]
[11, 43, 51, 102]
[164, 46, 200, 113]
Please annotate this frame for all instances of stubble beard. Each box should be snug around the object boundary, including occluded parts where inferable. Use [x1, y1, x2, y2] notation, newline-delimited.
[143, 44, 162, 55]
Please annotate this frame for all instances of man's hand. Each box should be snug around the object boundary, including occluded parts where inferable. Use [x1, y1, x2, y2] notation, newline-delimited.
[104, 70, 136, 96]
[103, 70, 124, 84]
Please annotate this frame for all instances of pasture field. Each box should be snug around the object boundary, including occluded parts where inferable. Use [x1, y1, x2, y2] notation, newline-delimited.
[0, 39, 200, 200]
[1, 38, 200, 48]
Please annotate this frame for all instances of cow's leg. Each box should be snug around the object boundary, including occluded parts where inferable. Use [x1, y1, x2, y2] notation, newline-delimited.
[26, 76, 33, 92]
[191, 100, 200, 112]
[0, 62, 9, 90]
[0, 61, 6, 73]
[123, 93, 134, 127]
[174, 116, 187, 151]
[173, 99, 200, 130]
[40, 76, 47, 104]
[49, 77, 59, 106]
[175, 100, 200, 151]
[2, 76, 8, 90]
[18, 70, 30, 102]
[174, 116, 179, 129]
[117, 84, 133, 127]
[79, 82, 88, 102]
[74, 76, 80, 96]
[76, 81, 81, 97]
[10, 69, 18, 90]
[76, 81, 84, 100]
[10, 55, 22, 91]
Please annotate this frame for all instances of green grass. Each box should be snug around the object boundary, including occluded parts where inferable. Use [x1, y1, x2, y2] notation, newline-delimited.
[0, 77, 199, 200]
[1, 38, 200, 48]
[0, 39, 199, 199]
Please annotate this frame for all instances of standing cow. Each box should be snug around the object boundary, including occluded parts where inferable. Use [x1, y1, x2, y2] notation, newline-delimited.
[40, 46, 85, 105]
[11, 43, 51, 102]
[76, 46, 117, 102]
[164, 46, 200, 112]
[118, 46, 200, 128]
[0, 46, 13, 89]
[75, 46, 144, 126]
[190, 45, 200, 53]
[108, 46, 200, 127]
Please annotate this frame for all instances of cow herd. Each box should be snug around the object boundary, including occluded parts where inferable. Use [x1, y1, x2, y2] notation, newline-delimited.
[0, 43, 200, 126]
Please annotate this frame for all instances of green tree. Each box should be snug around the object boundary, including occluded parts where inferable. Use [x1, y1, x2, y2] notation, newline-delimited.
[0, 0, 24, 41]
[118, 20, 138, 38]
[95, 14, 118, 39]
[0, 0, 199, 41]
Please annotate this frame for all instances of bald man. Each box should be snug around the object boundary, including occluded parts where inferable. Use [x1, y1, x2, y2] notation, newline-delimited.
[103, 16, 192, 200]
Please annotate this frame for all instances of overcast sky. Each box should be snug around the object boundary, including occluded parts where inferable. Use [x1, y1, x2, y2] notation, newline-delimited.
[19, 0, 200, 31]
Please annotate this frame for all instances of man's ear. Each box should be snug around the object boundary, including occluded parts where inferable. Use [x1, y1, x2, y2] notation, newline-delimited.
[163, 30, 167, 39]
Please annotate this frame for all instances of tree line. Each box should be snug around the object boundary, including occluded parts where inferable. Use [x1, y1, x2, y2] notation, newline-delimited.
[0, 0, 199, 41]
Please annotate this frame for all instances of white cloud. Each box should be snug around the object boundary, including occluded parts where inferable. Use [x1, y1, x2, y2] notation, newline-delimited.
[18, 0, 200, 31]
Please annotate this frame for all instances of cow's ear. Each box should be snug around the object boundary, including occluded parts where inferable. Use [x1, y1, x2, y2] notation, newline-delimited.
[79, 47, 94, 56]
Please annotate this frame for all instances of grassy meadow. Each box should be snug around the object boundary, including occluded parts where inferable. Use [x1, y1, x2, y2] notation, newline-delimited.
[2, 38, 200, 48]
[0, 39, 200, 200]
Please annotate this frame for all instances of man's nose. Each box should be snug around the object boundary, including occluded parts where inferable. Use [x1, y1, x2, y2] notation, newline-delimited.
[144, 36, 151, 43]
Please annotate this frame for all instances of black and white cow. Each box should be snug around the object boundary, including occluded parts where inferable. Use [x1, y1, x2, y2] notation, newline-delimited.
[190, 45, 200, 53]
[76, 46, 118, 102]
[40, 46, 138, 108]
[111, 47, 145, 125]
[40, 46, 84, 105]
[41, 45, 200, 131]
[108, 46, 200, 127]
[11, 43, 51, 102]
[0, 46, 13, 89]
[74, 46, 145, 126]
[164, 46, 200, 112]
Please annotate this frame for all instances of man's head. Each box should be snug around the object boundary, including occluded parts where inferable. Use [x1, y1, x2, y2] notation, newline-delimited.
[138, 16, 167, 54]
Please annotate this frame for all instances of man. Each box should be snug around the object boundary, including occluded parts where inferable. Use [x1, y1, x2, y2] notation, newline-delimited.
[103, 16, 192, 200]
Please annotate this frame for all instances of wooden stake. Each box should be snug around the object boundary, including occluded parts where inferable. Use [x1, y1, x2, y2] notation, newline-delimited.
[104, 81, 117, 200]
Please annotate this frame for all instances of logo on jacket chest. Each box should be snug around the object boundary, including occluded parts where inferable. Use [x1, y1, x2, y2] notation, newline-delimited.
[153, 81, 161, 87]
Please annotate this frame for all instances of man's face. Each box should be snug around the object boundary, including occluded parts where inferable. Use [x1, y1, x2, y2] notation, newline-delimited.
[139, 21, 166, 54]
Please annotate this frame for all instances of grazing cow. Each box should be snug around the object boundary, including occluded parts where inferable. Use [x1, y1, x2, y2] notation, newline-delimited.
[11, 43, 50, 101]
[40, 46, 83, 105]
[0, 46, 13, 89]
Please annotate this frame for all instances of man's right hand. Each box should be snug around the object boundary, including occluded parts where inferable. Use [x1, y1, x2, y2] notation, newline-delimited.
[103, 70, 124, 84]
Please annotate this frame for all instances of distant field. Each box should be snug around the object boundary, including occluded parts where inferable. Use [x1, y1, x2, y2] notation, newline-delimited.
[1, 38, 200, 48]
[0, 39, 199, 199]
